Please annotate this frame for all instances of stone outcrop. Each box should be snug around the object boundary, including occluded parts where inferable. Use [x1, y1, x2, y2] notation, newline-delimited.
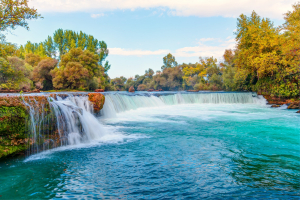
[271, 105, 281, 108]
[263, 95, 300, 110]
[88, 93, 105, 113]
[287, 101, 300, 109]
[296, 110, 300, 113]
[95, 89, 104, 92]
[129, 86, 135, 93]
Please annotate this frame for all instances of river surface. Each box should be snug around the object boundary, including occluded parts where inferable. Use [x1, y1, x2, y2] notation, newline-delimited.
[0, 92, 299, 199]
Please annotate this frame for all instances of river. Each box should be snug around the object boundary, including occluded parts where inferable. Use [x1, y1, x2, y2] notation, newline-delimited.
[0, 92, 299, 199]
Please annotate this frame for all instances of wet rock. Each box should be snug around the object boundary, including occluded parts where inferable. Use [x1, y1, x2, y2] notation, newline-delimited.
[296, 110, 300, 113]
[271, 105, 281, 108]
[129, 86, 135, 93]
[88, 93, 105, 113]
[95, 89, 104, 92]
[148, 89, 154, 92]
[287, 101, 300, 109]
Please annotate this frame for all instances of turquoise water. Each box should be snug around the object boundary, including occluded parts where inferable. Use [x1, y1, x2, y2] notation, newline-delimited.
[0, 98, 299, 199]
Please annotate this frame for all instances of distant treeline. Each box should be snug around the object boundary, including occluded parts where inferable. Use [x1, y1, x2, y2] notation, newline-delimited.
[112, 3, 300, 98]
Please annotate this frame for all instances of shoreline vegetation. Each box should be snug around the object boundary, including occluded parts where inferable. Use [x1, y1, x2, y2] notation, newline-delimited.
[0, 2, 299, 100]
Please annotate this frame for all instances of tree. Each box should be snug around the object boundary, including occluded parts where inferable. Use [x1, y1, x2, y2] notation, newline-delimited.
[63, 62, 89, 89]
[145, 68, 154, 78]
[53, 29, 65, 58]
[0, 41, 18, 58]
[0, 56, 33, 90]
[44, 36, 56, 58]
[111, 76, 127, 91]
[21, 29, 112, 74]
[161, 53, 178, 70]
[51, 48, 105, 90]
[234, 9, 300, 97]
[0, 0, 42, 31]
[32, 58, 58, 90]
[137, 84, 147, 91]
[25, 53, 41, 67]
[220, 49, 237, 91]
[59, 48, 100, 79]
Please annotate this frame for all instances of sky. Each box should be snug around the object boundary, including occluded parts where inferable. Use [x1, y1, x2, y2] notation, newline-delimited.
[5, 0, 296, 78]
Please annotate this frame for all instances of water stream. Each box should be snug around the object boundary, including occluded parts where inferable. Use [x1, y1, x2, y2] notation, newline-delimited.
[0, 92, 299, 199]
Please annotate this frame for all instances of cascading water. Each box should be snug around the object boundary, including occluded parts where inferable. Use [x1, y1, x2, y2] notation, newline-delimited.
[22, 92, 266, 155]
[49, 95, 106, 145]
[22, 94, 107, 155]
[100, 92, 267, 117]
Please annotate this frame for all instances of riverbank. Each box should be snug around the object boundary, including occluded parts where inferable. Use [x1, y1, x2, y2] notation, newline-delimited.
[263, 95, 300, 111]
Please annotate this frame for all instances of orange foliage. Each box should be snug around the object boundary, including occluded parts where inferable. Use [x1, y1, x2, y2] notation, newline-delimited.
[88, 93, 105, 113]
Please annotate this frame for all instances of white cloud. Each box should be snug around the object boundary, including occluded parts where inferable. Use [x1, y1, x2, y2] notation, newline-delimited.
[91, 13, 105, 18]
[109, 48, 169, 56]
[29, 0, 295, 19]
[174, 38, 236, 58]
[109, 38, 235, 58]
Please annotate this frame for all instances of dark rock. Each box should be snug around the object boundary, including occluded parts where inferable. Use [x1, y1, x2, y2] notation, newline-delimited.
[271, 105, 281, 108]
[129, 86, 135, 93]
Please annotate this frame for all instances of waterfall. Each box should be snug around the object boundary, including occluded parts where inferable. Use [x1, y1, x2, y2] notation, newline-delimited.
[23, 94, 107, 155]
[48, 95, 107, 145]
[101, 92, 267, 117]
[21, 92, 266, 155]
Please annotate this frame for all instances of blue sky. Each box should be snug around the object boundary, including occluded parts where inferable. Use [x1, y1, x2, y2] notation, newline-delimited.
[5, 0, 294, 78]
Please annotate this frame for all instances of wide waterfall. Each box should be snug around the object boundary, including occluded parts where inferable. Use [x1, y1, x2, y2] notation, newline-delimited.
[22, 92, 266, 155]
[101, 92, 267, 117]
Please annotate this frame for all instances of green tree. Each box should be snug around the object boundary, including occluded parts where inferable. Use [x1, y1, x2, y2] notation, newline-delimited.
[0, 56, 32, 90]
[44, 36, 56, 58]
[161, 53, 178, 70]
[111, 76, 127, 91]
[53, 29, 65, 58]
[0, 0, 42, 31]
